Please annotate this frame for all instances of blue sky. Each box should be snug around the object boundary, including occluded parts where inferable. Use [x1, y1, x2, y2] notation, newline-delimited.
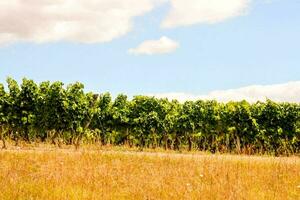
[0, 0, 299, 101]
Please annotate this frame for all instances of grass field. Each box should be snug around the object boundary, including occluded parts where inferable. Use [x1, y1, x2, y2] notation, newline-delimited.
[0, 146, 299, 200]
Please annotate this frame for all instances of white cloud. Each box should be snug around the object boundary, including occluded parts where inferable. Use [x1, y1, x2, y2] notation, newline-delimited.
[0, 0, 253, 45]
[0, 0, 165, 45]
[161, 0, 251, 28]
[150, 81, 300, 103]
[128, 36, 179, 55]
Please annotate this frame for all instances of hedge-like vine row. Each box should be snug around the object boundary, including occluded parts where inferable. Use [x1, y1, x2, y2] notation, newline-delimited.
[0, 78, 299, 155]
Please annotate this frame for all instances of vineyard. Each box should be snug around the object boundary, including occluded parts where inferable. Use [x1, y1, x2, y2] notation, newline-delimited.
[0, 78, 299, 155]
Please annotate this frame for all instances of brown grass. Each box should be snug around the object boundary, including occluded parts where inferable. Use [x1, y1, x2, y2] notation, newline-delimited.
[0, 146, 299, 200]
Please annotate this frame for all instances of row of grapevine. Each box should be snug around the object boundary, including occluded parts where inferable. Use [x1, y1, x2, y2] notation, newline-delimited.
[0, 78, 299, 154]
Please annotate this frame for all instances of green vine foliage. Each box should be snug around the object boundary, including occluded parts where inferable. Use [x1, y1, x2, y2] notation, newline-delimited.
[0, 78, 299, 155]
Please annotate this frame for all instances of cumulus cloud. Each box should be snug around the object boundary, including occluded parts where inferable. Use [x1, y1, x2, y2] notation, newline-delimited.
[161, 0, 250, 28]
[150, 81, 300, 103]
[0, 0, 165, 45]
[0, 0, 253, 45]
[128, 36, 179, 55]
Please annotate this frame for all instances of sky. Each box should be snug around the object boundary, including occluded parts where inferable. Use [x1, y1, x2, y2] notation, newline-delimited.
[0, 0, 299, 102]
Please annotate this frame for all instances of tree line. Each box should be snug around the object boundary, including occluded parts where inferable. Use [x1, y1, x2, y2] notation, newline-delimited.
[0, 78, 299, 155]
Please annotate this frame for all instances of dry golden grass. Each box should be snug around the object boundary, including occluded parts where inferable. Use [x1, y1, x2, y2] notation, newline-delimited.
[0, 146, 299, 200]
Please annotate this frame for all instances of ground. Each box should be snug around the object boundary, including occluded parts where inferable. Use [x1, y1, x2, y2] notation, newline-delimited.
[0, 145, 299, 200]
